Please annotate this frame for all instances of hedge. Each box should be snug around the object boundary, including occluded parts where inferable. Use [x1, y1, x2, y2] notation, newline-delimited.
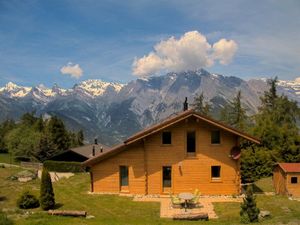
[43, 160, 85, 173]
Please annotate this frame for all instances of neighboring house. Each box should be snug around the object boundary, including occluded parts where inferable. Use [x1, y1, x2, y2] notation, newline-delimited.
[273, 163, 300, 197]
[49, 141, 111, 162]
[83, 109, 260, 195]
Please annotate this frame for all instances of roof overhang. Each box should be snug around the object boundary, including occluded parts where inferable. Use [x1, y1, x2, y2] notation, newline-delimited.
[83, 110, 260, 167]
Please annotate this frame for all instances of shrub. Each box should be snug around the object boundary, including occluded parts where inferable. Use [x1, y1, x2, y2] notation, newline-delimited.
[17, 191, 40, 209]
[240, 185, 260, 223]
[43, 160, 85, 173]
[0, 210, 14, 225]
[40, 168, 55, 210]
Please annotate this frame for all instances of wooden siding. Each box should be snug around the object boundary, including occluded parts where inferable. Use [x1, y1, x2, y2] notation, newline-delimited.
[286, 173, 300, 197]
[273, 167, 287, 195]
[92, 117, 240, 195]
[92, 144, 145, 194]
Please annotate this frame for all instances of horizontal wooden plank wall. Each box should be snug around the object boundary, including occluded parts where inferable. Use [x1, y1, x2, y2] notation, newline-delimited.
[92, 144, 146, 194]
[286, 173, 300, 197]
[92, 117, 240, 195]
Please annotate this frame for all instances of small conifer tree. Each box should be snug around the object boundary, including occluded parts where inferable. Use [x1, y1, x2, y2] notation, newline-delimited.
[40, 168, 55, 210]
[240, 185, 260, 223]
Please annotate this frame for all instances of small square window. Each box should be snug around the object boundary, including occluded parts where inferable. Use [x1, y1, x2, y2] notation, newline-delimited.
[291, 177, 298, 184]
[211, 166, 221, 178]
[211, 130, 221, 144]
[162, 132, 172, 144]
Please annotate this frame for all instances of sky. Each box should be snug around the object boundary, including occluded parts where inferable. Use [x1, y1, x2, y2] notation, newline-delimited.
[0, 0, 299, 88]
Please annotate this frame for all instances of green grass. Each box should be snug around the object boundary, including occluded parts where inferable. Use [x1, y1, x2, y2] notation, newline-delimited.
[254, 177, 275, 193]
[0, 167, 300, 225]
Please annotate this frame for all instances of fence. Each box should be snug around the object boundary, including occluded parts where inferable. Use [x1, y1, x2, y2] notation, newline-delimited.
[20, 161, 43, 170]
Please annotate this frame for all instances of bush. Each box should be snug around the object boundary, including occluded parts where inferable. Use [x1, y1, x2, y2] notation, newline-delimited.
[40, 168, 55, 210]
[43, 160, 85, 173]
[17, 191, 40, 209]
[0, 211, 14, 225]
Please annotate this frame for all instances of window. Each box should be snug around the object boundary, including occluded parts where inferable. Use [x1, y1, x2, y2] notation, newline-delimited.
[162, 131, 172, 145]
[187, 131, 196, 153]
[120, 166, 128, 186]
[291, 177, 298, 184]
[211, 166, 221, 179]
[211, 130, 221, 144]
[162, 166, 172, 187]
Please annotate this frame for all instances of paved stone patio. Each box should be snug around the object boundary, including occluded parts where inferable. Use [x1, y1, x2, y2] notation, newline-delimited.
[133, 195, 242, 219]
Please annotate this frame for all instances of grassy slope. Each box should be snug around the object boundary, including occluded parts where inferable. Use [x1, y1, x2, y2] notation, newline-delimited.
[0, 166, 300, 225]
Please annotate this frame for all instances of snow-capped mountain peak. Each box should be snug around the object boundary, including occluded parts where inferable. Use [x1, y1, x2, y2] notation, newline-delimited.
[76, 79, 124, 96]
[0, 82, 32, 97]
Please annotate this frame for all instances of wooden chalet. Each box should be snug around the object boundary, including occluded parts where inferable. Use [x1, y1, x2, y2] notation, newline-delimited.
[273, 163, 300, 197]
[83, 109, 260, 195]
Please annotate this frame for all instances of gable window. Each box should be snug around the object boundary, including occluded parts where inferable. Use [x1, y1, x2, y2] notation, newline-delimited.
[120, 166, 129, 186]
[211, 166, 221, 179]
[187, 131, 196, 153]
[211, 130, 221, 144]
[291, 177, 298, 184]
[162, 131, 172, 145]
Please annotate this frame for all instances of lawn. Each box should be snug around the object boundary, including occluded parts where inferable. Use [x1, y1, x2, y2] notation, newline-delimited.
[0, 166, 300, 225]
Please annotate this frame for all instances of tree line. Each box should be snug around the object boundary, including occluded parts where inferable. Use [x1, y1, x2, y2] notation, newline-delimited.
[0, 113, 84, 162]
[193, 77, 300, 182]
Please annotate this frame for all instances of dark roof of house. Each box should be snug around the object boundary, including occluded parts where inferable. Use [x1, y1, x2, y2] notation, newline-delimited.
[83, 109, 261, 167]
[70, 143, 111, 159]
[277, 163, 300, 173]
[49, 143, 111, 161]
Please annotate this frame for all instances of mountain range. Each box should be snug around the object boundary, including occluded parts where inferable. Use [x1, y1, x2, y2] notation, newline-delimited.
[0, 69, 299, 146]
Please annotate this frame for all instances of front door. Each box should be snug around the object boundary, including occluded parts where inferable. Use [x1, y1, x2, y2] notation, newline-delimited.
[120, 166, 129, 192]
[162, 166, 172, 193]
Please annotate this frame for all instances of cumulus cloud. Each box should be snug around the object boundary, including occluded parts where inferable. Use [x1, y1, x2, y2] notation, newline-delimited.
[60, 62, 83, 79]
[132, 31, 238, 77]
[212, 39, 238, 65]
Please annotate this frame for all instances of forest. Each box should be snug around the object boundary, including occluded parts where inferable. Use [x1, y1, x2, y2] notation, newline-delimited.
[0, 113, 84, 162]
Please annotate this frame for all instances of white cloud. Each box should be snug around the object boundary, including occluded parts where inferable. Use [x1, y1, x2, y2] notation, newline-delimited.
[60, 62, 83, 79]
[132, 31, 238, 77]
[212, 39, 238, 65]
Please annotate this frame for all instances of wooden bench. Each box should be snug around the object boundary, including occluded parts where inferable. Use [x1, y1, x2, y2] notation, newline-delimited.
[48, 210, 87, 217]
[173, 212, 209, 221]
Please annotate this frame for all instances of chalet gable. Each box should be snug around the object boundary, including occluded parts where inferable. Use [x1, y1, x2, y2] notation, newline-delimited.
[83, 109, 260, 166]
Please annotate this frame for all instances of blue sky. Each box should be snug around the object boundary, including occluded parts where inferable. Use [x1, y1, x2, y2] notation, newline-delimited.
[0, 0, 299, 87]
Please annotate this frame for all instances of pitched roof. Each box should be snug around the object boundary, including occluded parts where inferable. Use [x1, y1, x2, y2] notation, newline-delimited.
[277, 163, 300, 173]
[83, 109, 260, 166]
[71, 143, 111, 158]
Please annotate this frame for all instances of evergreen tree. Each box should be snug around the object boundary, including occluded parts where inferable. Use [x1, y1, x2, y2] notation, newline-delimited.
[40, 168, 55, 210]
[220, 90, 248, 131]
[0, 119, 15, 153]
[240, 185, 260, 223]
[35, 134, 55, 162]
[47, 116, 70, 152]
[252, 78, 300, 162]
[21, 112, 38, 126]
[193, 92, 211, 115]
[77, 130, 84, 146]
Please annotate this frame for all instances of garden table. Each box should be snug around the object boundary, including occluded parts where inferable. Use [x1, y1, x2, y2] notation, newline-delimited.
[178, 192, 194, 212]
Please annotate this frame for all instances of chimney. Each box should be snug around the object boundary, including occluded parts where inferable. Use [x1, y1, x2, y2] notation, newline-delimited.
[94, 138, 98, 145]
[183, 97, 188, 111]
[100, 147, 103, 153]
[92, 146, 95, 156]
